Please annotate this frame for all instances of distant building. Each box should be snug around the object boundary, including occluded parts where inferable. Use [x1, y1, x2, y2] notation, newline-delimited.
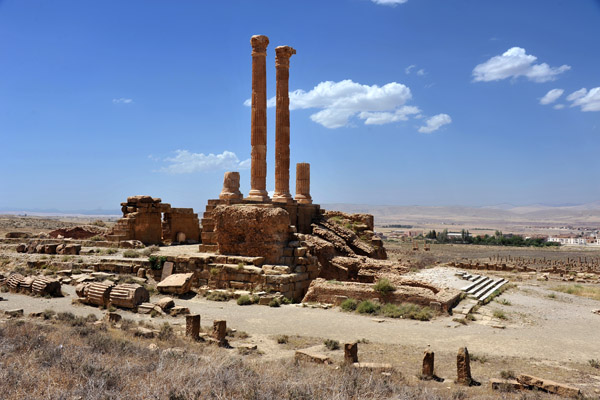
[547, 234, 599, 246]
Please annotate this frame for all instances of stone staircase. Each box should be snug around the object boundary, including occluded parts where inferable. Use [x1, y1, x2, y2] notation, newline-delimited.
[199, 199, 220, 253]
[458, 272, 508, 304]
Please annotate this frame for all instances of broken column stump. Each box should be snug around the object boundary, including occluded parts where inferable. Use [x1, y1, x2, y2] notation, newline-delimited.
[344, 342, 358, 364]
[456, 347, 473, 386]
[213, 320, 228, 347]
[422, 350, 435, 380]
[186, 314, 200, 340]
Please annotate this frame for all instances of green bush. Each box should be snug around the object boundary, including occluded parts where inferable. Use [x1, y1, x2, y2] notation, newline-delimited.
[236, 295, 254, 306]
[356, 300, 380, 314]
[340, 298, 358, 312]
[148, 255, 167, 270]
[269, 298, 281, 307]
[123, 250, 140, 258]
[276, 335, 289, 344]
[323, 339, 340, 351]
[206, 291, 231, 302]
[373, 278, 396, 296]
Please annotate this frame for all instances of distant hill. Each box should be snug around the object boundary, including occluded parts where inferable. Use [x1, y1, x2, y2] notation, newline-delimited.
[321, 202, 600, 227]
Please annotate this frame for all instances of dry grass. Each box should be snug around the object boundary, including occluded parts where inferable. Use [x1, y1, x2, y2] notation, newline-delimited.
[551, 284, 600, 301]
[0, 318, 432, 400]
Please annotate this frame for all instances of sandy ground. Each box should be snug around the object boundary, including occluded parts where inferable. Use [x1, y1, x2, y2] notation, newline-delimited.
[2, 268, 599, 366]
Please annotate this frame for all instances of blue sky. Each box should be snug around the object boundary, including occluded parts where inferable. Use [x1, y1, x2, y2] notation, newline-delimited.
[1, 0, 599, 212]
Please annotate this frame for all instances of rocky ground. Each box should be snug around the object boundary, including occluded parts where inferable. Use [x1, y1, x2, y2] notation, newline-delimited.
[1, 215, 600, 398]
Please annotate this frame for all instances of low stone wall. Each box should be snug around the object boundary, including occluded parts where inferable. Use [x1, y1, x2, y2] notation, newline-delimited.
[164, 253, 320, 301]
[302, 278, 461, 312]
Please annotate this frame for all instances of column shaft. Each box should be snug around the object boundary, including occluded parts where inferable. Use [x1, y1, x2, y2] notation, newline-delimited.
[247, 35, 270, 201]
[295, 162, 312, 204]
[273, 46, 296, 203]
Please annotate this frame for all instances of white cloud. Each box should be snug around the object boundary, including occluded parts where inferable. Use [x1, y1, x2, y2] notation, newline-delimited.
[539, 88, 564, 105]
[405, 65, 416, 74]
[246, 79, 416, 129]
[473, 47, 570, 83]
[371, 0, 408, 5]
[553, 104, 565, 110]
[568, 87, 600, 112]
[418, 114, 452, 134]
[112, 98, 133, 104]
[417, 69, 426, 76]
[358, 106, 421, 125]
[161, 150, 250, 174]
[566, 88, 587, 102]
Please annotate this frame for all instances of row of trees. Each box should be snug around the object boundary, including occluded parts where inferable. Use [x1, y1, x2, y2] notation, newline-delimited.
[424, 229, 559, 247]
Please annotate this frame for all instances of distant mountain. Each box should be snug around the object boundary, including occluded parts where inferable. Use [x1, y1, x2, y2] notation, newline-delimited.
[321, 201, 600, 226]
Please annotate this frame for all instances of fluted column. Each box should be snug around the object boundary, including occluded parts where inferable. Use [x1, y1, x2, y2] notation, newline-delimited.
[273, 46, 296, 203]
[246, 35, 270, 202]
[295, 163, 312, 204]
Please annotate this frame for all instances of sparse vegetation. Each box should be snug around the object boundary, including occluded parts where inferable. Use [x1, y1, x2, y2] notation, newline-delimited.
[497, 298, 512, 306]
[206, 291, 232, 302]
[0, 318, 415, 399]
[122, 250, 140, 258]
[269, 298, 281, 307]
[148, 255, 167, 270]
[276, 335, 289, 344]
[588, 359, 600, 369]
[141, 245, 160, 257]
[340, 298, 358, 312]
[356, 300, 380, 314]
[89, 235, 104, 241]
[500, 370, 516, 380]
[323, 339, 340, 351]
[236, 295, 257, 306]
[551, 284, 600, 301]
[493, 310, 507, 320]
[373, 278, 396, 297]
[158, 323, 174, 341]
[469, 353, 488, 363]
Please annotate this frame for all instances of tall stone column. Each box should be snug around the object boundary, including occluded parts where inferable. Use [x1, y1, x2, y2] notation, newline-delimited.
[247, 35, 270, 202]
[273, 46, 296, 203]
[295, 163, 312, 204]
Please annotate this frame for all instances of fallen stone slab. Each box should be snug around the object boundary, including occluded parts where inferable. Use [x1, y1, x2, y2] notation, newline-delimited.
[5, 309, 24, 317]
[157, 273, 194, 295]
[352, 362, 393, 371]
[517, 374, 581, 398]
[490, 378, 527, 391]
[155, 297, 175, 311]
[134, 327, 155, 339]
[169, 306, 190, 316]
[294, 350, 331, 365]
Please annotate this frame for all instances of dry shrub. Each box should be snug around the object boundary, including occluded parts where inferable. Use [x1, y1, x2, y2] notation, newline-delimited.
[0, 319, 461, 400]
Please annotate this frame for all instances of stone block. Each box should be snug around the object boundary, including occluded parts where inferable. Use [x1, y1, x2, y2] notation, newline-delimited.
[344, 342, 358, 364]
[490, 379, 526, 391]
[186, 314, 200, 340]
[295, 350, 331, 364]
[517, 375, 581, 398]
[456, 347, 473, 386]
[422, 350, 434, 379]
[157, 273, 194, 295]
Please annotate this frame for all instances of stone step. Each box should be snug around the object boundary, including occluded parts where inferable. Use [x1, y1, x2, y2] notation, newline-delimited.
[477, 279, 508, 302]
[199, 244, 218, 253]
[201, 232, 216, 243]
[461, 276, 486, 292]
[468, 274, 481, 282]
[105, 234, 126, 242]
[470, 279, 501, 299]
[466, 277, 492, 295]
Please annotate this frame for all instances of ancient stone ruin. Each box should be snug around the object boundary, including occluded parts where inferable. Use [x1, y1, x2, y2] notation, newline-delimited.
[107, 195, 200, 245]
[102, 34, 461, 307]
